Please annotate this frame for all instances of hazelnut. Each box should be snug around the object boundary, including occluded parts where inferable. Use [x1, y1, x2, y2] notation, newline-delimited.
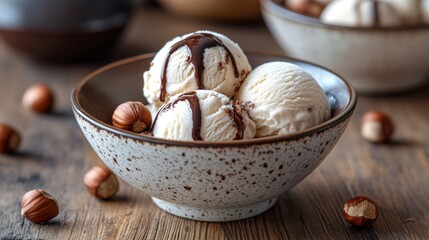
[0, 123, 20, 153]
[287, 0, 324, 18]
[361, 111, 394, 143]
[112, 101, 152, 133]
[21, 189, 59, 224]
[343, 196, 379, 227]
[22, 83, 54, 113]
[83, 166, 119, 200]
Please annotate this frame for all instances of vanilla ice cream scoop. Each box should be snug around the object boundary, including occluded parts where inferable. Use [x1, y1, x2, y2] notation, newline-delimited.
[383, 0, 420, 25]
[150, 90, 256, 141]
[143, 30, 251, 108]
[320, 0, 403, 27]
[236, 62, 330, 137]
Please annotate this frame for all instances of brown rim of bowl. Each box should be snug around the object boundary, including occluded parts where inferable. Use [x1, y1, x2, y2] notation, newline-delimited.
[71, 51, 357, 148]
[261, 0, 429, 31]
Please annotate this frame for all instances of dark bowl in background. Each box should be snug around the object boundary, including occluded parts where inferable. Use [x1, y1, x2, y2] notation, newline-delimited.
[0, 0, 132, 61]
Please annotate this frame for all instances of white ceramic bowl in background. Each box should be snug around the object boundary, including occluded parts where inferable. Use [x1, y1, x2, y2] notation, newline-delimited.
[261, 0, 429, 94]
[71, 52, 356, 222]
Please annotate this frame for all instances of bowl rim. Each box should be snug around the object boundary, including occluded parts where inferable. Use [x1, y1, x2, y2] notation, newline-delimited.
[71, 51, 357, 147]
[261, 0, 429, 31]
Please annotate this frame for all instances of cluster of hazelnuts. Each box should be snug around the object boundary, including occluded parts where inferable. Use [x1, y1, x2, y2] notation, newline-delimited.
[1, 83, 120, 224]
[2, 83, 394, 226]
[0, 83, 54, 154]
[342, 111, 394, 227]
[20, 166, 119, 224]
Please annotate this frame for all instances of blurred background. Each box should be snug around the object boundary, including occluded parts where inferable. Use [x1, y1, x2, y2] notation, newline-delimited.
[0, 0, 273, 64]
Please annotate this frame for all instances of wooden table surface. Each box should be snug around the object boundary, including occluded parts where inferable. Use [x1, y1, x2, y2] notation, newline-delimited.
[1, 5, 428, 240]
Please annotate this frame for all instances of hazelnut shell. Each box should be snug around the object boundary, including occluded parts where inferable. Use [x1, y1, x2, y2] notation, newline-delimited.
[21, 189, 59, 224]
[83, 166, 119, 200]
[287, 0, 324, 18]
[112, 101, 152, 133]
[361, 111, 394, 143]
[342, 196, 379, 227]
[0, 124, 21, 153]
[22, 83, 54, 113]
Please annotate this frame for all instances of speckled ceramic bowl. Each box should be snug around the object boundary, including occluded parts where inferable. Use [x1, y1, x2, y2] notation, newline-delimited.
[261, 0, 429, 94]
[71, 52, 356, 222]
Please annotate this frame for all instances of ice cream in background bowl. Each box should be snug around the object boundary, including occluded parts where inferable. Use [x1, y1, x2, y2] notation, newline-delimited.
[383, 0, 421, 25]
[261, 0, 429, 94]
[320, 0, 404, 27]
[71, 30, 356, 221]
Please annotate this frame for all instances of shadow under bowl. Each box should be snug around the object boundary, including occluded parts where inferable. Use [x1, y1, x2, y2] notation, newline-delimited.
[261, 0, 429, 95]
[71, 52, 357, 221]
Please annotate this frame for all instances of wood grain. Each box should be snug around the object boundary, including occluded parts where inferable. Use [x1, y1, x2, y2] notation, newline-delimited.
[1, 6, 428, 240]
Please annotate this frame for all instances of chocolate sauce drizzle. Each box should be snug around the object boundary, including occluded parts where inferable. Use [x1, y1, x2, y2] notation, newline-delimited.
[226, 101, 245, 140]
[355, 1, 380, 27]
[150, 91, 247, 141]
[150, 91, 202, 140]
[372, 1, 380, 26]
[159, 33, 240, 102]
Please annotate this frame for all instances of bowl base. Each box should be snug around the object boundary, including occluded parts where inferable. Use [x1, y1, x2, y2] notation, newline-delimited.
[151, 197, 278, 222]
